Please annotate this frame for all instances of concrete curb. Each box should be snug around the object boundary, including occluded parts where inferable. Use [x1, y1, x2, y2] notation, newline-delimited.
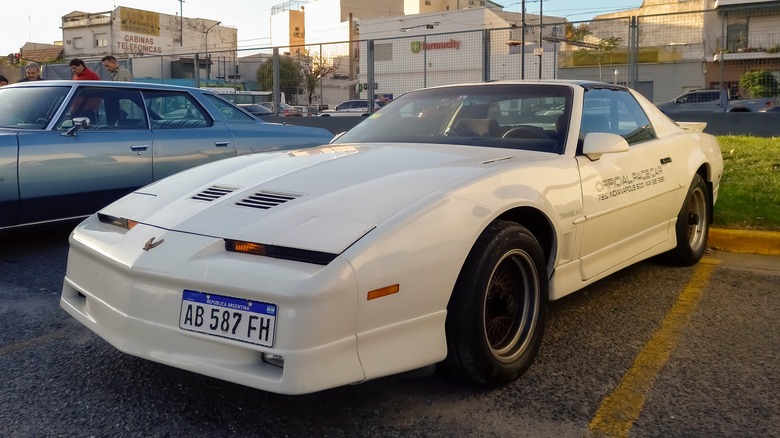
[709, 228, 780, 256]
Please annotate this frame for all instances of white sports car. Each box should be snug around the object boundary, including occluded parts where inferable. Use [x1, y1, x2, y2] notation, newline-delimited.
[61, 81, 723, 395]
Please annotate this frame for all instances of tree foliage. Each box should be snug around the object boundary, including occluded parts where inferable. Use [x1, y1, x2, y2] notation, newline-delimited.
[739, 70, 779, 98]
[565, 23, 591, 42]
[574, 33, 621, 81]
[255, 56, 302, 99]
[297, 50, 341, 105]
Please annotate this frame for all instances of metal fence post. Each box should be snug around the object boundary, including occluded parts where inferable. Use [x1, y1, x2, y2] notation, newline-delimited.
[366, 39, 375, 114]
[521, 0, 526, 80]
[273, 48, 281, 114]
[194, 52, 200, 88]
[629, 16, 638, 89]
[483, 29, 491, 82]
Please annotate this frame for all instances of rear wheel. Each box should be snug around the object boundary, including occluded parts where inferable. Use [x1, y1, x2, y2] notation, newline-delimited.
[664, 173, 710, 266]
[445, 221, 548, 387]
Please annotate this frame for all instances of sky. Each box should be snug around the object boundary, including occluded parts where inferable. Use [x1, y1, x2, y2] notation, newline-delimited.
[2, 0, 644, 56]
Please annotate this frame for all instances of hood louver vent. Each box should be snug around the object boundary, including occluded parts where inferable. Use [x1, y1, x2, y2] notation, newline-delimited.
[235, 190, 304, 210]
[190, 185, 239, 202]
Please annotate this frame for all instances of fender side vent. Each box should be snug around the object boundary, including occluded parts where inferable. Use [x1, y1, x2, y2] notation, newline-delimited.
[235, 190, 303, 210]
[190, 185, 240, 202]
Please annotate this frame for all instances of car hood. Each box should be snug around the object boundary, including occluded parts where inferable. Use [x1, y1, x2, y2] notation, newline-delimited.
[103, 143, 549, 254]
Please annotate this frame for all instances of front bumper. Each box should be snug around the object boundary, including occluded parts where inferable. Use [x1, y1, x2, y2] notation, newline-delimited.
[60, 217, 364, 395]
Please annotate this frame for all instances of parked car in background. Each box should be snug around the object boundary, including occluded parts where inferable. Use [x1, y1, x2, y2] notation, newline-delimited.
[60, 80, 722, 395]
[293, 105, 320, 117]
[260, 102, 302, 116]
[655, 89, 775, 113]
[0, 81, 333, 229]
[319, 99, 380, 117]
[237, 103, 274, 118]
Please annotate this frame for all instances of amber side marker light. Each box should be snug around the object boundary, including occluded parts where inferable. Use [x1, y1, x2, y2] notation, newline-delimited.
[226, 240, 267, 256]
[367, 284, 399, 301]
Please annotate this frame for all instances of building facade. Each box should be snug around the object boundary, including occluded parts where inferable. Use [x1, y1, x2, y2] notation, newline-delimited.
[61, 7, 237, 81]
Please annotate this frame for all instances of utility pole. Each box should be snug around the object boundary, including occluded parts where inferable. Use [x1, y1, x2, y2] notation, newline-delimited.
[179, 0, 185, 46]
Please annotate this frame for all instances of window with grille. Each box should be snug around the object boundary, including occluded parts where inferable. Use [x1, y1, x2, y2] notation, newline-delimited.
[95, 33, 108, 47]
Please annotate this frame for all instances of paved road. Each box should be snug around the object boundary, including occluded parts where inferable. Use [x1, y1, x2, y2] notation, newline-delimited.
[1, 223, 778, 437]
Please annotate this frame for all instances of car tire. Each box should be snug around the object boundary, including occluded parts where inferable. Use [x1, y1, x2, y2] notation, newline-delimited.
[664, 173, 710, 266]
[445, 220, 548, 387]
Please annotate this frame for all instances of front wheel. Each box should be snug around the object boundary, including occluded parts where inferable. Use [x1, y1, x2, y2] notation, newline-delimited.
[445, 221, 548, 387]
[664, 173, 710, 266]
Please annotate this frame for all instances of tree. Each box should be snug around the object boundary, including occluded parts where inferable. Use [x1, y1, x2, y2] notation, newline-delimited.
[575, 36, 621, 82]
[565, 23, 591, 42]
[739, 70, 779, 98]
[297, 49, 341, 106]
[256, 56, 302, 100]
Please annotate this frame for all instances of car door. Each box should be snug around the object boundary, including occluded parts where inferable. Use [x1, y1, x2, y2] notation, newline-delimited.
[144, 90, 237, 179]
[16, 86, 153, 224]
[576, 88, 681, 280]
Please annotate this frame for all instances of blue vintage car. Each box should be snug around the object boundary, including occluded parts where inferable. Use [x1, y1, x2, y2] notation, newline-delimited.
[0, 81, 333, 229]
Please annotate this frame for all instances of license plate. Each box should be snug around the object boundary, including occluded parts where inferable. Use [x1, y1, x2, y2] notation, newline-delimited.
[179, 290, 277, 347]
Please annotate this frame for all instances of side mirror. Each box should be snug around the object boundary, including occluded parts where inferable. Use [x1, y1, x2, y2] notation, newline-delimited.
[74, 117, 91, 129]
[582, 132, 630, 161]
[61, 117, 91, 137]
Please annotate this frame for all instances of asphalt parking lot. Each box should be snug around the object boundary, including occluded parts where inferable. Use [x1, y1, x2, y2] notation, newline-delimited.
[0, 224, 778, 437]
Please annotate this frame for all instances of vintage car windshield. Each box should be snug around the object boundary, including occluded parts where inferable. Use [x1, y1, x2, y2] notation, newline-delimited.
[333, 84, 573, 154]
[0, 86, 71, 129]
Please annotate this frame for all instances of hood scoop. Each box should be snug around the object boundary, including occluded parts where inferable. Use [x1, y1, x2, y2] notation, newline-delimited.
[234, 190, 305, 210]
[190, 185, 240, 202]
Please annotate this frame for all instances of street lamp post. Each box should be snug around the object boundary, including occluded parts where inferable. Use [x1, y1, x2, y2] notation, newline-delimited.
[204, 21, 221, 85]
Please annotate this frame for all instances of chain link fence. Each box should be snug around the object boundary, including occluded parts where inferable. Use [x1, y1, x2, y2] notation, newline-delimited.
[39, 5, 778, 111]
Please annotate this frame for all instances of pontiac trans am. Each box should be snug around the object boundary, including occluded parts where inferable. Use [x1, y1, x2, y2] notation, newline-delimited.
[60, 81, 723, 395]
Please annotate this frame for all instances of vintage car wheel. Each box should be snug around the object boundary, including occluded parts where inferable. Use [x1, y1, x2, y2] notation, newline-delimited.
[665, 173, 710, 266]
[445, 220, 548, 387]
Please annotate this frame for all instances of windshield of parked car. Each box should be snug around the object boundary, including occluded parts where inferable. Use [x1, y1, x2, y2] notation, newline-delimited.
[333, 84, 573, 154]
[0, 86, 70, 129]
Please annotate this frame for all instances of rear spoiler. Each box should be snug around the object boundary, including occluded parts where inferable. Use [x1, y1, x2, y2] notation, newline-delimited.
[676, 121, 707, 133]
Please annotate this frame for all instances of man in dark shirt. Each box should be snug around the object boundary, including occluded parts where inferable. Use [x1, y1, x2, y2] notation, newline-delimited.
[69, 59, 101, 80]
[19, 62, 45, 82]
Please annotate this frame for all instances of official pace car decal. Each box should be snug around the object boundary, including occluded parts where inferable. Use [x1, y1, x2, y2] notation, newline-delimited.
[596, 166, 666, 201]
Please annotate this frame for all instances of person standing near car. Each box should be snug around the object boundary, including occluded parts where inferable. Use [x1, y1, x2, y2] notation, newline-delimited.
[101, 55, 133, 81]
[19, 62, 45, 82]
[69, 58, 100, 80]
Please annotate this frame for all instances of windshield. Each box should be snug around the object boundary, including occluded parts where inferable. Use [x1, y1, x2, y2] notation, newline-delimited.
[333, 84, 573, 154]
[0, 86, 70, 129]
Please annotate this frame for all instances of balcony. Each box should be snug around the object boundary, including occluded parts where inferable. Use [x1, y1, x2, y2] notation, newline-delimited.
[62, 15, 112, 28]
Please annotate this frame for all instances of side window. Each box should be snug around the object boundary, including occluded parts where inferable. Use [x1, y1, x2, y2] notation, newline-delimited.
[336, 102, 351, 111]
[582, 88, 655, 145]
[143, 90, 213, 129]
[56, 89, 106, 129]
[204, 93, 256, 122]
[114, 92, 148, 129]
[56, 88, 148, 130]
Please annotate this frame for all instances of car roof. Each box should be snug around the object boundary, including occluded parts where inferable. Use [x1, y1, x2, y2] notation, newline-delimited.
[2, 80, 206, 92]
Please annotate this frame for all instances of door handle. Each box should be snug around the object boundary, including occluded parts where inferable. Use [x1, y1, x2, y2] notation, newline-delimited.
[131, 145, 149, 152]
[215, 141, 230, 147]
[660, 157, 672, 164]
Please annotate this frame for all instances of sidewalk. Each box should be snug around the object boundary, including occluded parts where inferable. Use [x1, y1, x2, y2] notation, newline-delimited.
[709, 228, 780, 256]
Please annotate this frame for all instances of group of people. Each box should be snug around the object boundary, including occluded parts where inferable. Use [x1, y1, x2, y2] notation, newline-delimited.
[0, 55, 132, 86]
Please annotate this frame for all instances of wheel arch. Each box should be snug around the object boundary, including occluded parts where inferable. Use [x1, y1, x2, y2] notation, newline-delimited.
[494, 206, 557, 277]
[695, 163, 714, 225]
